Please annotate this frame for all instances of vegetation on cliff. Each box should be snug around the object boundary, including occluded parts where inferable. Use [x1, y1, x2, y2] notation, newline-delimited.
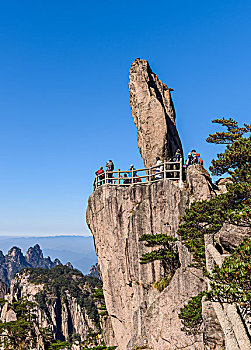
[178, 118, 250, 267]
[139, 234, 180, 291]
[0, 298, 53, 350]
[0, 266, 111, 349]
[178, 118, 251, 334]
[207, 237, 251, 306]
[27, 265, 100, 324]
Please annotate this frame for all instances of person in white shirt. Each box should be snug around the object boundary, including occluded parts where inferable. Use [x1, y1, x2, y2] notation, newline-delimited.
[155, 157, 164, 179]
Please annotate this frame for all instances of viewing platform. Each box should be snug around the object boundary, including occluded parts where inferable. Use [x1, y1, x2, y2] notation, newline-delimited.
[93, 159, 183, 191]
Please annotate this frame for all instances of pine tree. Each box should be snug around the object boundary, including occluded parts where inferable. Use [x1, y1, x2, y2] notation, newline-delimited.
[178, 118, 250, 267]
[178, 118, 250, 334]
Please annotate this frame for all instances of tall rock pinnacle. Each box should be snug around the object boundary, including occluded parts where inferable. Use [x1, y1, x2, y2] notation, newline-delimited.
[129, 58, 183, 167]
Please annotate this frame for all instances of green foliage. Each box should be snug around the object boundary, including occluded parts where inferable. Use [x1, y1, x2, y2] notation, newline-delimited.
[140, 249, 177, 264]
[139, 234, 179, 291]
[48, 340, 71, 349]
[178, 292, 206, 335]
[178, 118, 250, 267]
[93, 288, 104, 300]
[139, 234, 177, 246]
[208, 237, 251, 306]
[26, 265, 101, 325]
[178, 118, 250, 335]
[179, 238, 251, 335]
[153, 276, 172, 292]
[92, 286, 108, 318]
[0, 298, 53, 350]
[0, 298, 7, 306]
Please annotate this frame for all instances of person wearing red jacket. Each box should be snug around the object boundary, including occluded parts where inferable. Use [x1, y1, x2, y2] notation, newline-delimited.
[95, 166, 105, 186]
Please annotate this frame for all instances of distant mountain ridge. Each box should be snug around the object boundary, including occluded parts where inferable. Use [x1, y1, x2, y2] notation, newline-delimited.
[0, 235, 97, 274]
[0, 244, 61, 287]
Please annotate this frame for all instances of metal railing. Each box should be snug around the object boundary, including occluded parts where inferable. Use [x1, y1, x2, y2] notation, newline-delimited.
[93, 158, 183, 191]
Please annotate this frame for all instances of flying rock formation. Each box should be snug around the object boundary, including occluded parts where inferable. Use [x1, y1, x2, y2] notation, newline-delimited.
[86, 59, 250, 349]
[129, 58, 183, 167]
[86, 59, 219, 350]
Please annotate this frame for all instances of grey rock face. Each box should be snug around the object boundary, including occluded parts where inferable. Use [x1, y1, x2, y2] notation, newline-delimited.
[215, 223, 251, 253]
[88, 263, 100, 279]
[86, 181, 206, 349]
[202, 300, 225, 349]
[0, 269, 100, 349]
[0, 245, 61, 287]
[186, 164, 216, 203]
[0, 280, 7, 298]
[129, 58, 183, 167]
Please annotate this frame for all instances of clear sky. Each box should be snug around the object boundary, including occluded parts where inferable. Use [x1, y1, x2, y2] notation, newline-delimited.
[0, 1, 250, 236]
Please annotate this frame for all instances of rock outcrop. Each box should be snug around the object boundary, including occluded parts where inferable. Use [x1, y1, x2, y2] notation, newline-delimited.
[86, 59, 234, 349]
[0, 244, 61, 287]
[87, 179, 208, 349]
[88, 263, 100, 279]
[186, 164, 216, 203]
[0, 280, 7, 298]
[129, 58, 183, 167]
[215, 223, 251, 253]
[0, 266, 103, 349]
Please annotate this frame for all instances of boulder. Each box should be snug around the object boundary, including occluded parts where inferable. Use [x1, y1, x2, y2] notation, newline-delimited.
[215, 223, 251, 253]
[129, 58, 183, 167]
[186, 164, 216, 203]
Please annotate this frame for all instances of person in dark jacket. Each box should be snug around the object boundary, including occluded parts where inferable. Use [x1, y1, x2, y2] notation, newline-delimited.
[106, 160, 114, 183]
[123, 174, 131, 186]
[173, 149, 181, 178]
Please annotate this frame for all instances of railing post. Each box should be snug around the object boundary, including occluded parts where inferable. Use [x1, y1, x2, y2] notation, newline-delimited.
[132, 169, 134, 184]
[179, 157, 183, 183]
[105, 170, 107, 185]
[164, 161, 166, 179]
[118, 169, 120, 185]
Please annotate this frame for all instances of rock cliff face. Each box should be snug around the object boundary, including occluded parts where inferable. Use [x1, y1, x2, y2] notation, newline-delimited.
[129, 58, 183, 167]
[0, 244, 61, 287]
[0, 266, 103, 349]
[0, 280, 6, 298]
[87, 178, 210, 349]
[86, 59, 226, 349]
[88, 263, 100, 279]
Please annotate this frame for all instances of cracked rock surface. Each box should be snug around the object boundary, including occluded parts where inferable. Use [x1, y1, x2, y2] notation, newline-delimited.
[129, 58, 183, 167]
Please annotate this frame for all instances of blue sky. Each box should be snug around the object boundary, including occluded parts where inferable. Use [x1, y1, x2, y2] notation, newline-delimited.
[0, 0, 250, 236]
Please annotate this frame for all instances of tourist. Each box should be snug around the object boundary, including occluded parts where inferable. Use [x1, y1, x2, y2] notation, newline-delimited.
[95, 166, 105, 186]
[173, 148, 181, 162]
[128, 164, 137, 182]
[172, 149, 181, 178]
[191, 150, 203, 165]
[191, 149, 198, 164]
[155, 157, 164, 179]
[185, 153, 193, 168]
[123, 173, 131, 186]
[106, 160, 114, 184]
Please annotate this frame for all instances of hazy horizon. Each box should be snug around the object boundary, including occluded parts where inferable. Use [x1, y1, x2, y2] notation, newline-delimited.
[0, 233, 92, 237]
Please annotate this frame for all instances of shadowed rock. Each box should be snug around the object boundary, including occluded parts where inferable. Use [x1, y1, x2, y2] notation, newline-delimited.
[129, 58, 183, 167]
